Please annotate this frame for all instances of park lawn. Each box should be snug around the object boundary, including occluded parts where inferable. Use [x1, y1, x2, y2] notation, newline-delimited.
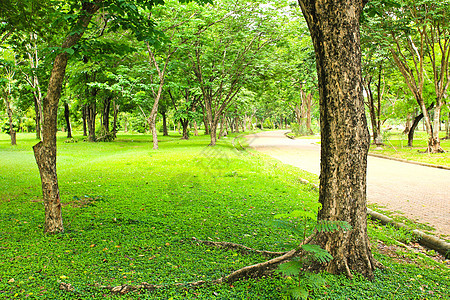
[0, 132, 448, 299]
[369, 131, 450, 167]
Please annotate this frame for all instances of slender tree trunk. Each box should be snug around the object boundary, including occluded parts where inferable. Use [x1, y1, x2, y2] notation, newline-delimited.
[102, 96, 111, 133]
[33, 96, 42, 140]
[365, 82, 379, 144]
[234, 116, 240, 133]
[403, 113, 412, 135]
[181, 119, 189, 140]
[408, 112, 423, 147]
[219, 114, 226, 138]
[430, 102, 444, 152]
[86, 103, 96, 142]
[209, 121, 218, 146]
[112, 101, 119, 138]
[4, 91, 16, 146]
[202, 106, 209, 135]
[82, 105, 87, 136]
[162, 111, 168, 136]
[33, 2, 100, 233]
[306, 92, 314, 135]
[193, 121, 199, 136]
[64, 103, 72, 138]
[299, 0, 375, 279]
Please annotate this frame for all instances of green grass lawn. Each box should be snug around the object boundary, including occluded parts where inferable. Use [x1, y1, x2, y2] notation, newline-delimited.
[0, 132, 448, 299]
[369, 131, 450, 167]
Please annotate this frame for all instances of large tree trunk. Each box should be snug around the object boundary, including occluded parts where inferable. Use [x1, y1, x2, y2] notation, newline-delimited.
[33, 2, 100, 233]
[64, 102, 72, 138]
[299, 0, 375, 279]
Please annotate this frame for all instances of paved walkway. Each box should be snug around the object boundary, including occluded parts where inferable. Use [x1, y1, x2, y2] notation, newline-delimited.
[247, 130, 450, 238]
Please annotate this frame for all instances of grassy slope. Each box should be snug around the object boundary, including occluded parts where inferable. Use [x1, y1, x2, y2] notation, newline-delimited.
[0, 132, 448, 299]
[369, 131, 450, 167]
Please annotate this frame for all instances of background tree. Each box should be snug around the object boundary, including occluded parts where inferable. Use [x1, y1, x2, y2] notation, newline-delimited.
[366, 0, 450, 153]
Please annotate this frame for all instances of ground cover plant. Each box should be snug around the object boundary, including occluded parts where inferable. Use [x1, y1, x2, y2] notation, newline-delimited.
[0, 132, 449, 299]
[369, 131, 450, 167]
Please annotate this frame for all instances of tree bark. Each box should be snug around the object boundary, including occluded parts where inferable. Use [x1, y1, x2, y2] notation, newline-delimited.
[102, 96, 111, 133]
[209, 122, 217, 146]
[33, 1, 101, 233]
[162, 111, 168, 136]
[4, 90, 16, 146]
[64, 102, 72, 138]
[33, 95, 42, 140]
[403, 113, 412, 135]
[202, 106, 209, 135]
[299, 0, 375, 279]
[181, 119, 189, 140]
[305, 92, 314, 135]
[219, 114, 226, 138]
[86, 102, 96, 142]
[193, 121, 199, 136]
[112, 100, 119, 138]
[408, 112, 423, 147]
[82, 104, 87, 136]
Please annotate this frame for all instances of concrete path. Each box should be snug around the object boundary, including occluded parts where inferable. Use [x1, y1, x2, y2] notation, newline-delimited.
[246, 130, 450, 238]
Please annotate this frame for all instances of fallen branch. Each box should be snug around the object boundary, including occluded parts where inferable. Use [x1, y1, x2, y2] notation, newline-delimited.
[60, 234, 316, 295]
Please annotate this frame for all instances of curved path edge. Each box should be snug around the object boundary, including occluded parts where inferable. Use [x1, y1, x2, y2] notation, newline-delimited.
[287, 131, 449, 170]
[367, 152, 450, 170]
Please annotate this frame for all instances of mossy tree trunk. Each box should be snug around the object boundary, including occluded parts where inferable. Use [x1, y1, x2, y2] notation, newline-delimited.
[298, 0, 376, 279]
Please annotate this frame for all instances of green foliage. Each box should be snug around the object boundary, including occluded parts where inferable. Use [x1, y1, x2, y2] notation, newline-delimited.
[274, 206, 350, 300]
[0, 119, 19, 134]
[316, 220, 352, 233]
[95, 128, 116, 142]
[290, 123, 310, 137]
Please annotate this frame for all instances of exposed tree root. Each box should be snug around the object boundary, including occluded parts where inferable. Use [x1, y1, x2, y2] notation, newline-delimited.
[60, 235, 315, 295]
[191, 237, 286, 258]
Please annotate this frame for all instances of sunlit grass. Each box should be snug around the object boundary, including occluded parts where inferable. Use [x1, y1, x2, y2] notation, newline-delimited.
[0, 131, 448, 299]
